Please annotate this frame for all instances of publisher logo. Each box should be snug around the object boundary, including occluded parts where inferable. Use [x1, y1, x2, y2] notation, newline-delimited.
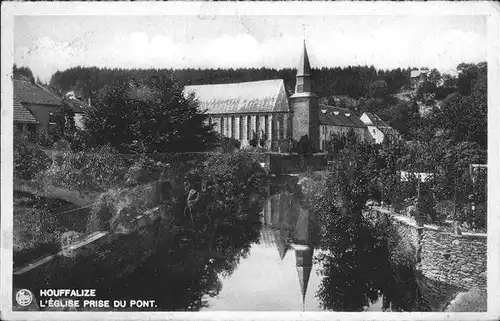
[16, 289, 33, 306]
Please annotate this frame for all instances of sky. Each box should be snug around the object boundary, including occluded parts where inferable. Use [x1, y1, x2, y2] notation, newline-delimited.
[14, 14, 487, 83]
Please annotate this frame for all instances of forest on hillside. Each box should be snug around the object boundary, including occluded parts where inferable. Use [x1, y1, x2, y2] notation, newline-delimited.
[47, 66, 414, 100]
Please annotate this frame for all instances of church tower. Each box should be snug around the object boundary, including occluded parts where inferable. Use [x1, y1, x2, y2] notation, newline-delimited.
[290, 40, 319, 148]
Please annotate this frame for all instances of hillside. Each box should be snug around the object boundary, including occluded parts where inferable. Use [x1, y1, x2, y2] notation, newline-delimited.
[48, 66, 413, 101]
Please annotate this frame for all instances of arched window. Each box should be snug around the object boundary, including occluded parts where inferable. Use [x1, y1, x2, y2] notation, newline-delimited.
[247, 116, 252, 139]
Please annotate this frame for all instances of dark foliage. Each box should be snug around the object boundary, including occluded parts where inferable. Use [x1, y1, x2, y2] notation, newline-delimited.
[14, 135, 52, 180]
[49, 66, 415, 102]
[13, 64, 35, 82]
[81, 74, 218, 153]
[217, 135, 241, 153]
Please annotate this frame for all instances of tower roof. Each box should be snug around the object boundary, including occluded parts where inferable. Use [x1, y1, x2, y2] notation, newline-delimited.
[297, 41, 312, 77]
[294, 245, 314, 309]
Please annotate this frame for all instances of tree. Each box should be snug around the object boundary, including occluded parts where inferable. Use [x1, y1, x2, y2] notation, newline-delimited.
[430, 89, 487, 149]
[13, 64, 35, 82]
[456, 62, 487, 96]
[369, 80, 389, 98]
[442, 73, 458, 88]
[82, 75, 218, 153]
[426, 68, 442, 86]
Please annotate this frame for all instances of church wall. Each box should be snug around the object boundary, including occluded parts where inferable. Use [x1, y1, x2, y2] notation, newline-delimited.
[208, 112, 288, 151]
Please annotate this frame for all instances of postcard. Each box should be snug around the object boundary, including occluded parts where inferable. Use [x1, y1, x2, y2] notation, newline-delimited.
[1, 1, 499, 320]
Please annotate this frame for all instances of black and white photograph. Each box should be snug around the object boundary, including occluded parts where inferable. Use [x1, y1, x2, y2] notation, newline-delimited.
[1, 1, 499, 320]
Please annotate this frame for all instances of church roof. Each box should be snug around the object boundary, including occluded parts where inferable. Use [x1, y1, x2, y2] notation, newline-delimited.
[297, 41, 312, 77]
[319, 105, 367, 128]
[184, 79, 289, 115]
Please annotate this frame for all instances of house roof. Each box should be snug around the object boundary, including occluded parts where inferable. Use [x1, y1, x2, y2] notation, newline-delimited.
[184, 79, 289, 114]
[62, 98, 87, 113]
[13, 100, 38, 124]
[14, 79, 62, 106]
[410, 70, 428, 78]
[363, 112, 390, 128]
[319, 105, 366, 128]
[410, 70, 422, 78]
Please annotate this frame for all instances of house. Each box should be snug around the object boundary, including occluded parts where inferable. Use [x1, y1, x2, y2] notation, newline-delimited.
[410, 70, 427, 90]
[360, 112, 401, 144]
[184, 40, 373, 152]
[319, 105, 368, 151]
[13, 79, 86, 136]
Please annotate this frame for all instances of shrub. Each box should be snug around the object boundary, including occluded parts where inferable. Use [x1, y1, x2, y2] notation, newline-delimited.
[14, 137, 52, 180]
[218, 136, 241, 153]
[249, 131, 258, 147]
[13, 206, 60, 253]
[52, 139, 71, 151]
[37, 145, 129, 192]
[36, 132, 54, 148]
[433, 200, 455, 221]
[259, 132, 268, 148]
[454, 202, 486, 231]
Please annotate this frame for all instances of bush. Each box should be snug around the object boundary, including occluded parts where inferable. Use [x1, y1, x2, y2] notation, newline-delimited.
[37, 145, 130, 192]
[454, 202, 486, 231]
[249, 131, 258, 147]
[36, 132, 54, 148]
[14, 137, 52, 180]
[433, 200, 456, 221]
[52, 139, 71, 151]
[13, 206, 60, 253]
[218, 136, 241, 153]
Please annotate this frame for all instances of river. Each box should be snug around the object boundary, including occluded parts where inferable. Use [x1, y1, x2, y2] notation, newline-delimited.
[16, 175, 425, 312]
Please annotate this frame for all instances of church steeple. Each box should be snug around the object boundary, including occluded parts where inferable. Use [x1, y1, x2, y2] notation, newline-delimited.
[294, 245, 314, 311]
[293, 41, 316, 95]
[297, 40, 312, 77]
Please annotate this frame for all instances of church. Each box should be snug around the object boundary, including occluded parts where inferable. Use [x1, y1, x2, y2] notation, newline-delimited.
[184, 41, 375, 152]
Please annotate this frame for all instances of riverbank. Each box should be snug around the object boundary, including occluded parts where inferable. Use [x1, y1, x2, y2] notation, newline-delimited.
[13, 150, 269, 311]
[369, 206, 487, 312]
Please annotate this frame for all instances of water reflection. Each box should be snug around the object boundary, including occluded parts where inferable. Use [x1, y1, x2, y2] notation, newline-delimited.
[100, 176, 421, 311]
[19, 176, 425, 312]
[203, 181, 323, 311]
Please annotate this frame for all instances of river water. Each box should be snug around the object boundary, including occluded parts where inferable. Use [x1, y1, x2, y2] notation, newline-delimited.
[17, 175, 424, 312]
[94, 175, 419, 312]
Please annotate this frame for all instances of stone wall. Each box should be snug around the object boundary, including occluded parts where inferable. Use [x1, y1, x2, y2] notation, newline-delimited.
[391, 215, 487, 291]
[420, 227, 487, 290]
